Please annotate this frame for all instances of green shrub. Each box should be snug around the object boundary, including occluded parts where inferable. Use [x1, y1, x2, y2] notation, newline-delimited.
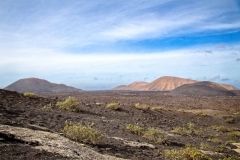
[62, 122, 103, 144]
[135, 103, 149, 110]
[164, 147, 212, 160]
[211, 125, 229, 132]
[56, 96, 79, 112]
[171, 123, 192, 136]
[225, 117, 235, 123]
[142, 127, 167, 144]
[126, 124, 144, 136]
[200, 143, 212, 151]
[227, 131, 240, 138]
[23, 92, 36, 98]
[209, 138, 222, 144]
[42, 103, 52, 111]
[171, 123, 206, 137]
[105, 103, 119, 110]
[151, 106, 164, 111]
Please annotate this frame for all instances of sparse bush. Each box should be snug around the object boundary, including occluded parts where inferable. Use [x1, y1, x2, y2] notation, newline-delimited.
[151, 106, 164, 111]
[225, 140, 236, 145]
[42, 103, 52, 111]
[126, 124, 144, 136]
[23, 92, 36, 98]
[142, 127, 167, 144]
[126, 125, 167, 144]
[171, 123, 206, 137]
[62, 121, 103, 144]
[211, 125, 229, 132]
[106, 103, 119, 110]
[135, 103, 149, 110]
[56, 96, 79, 112]
[214, 144, 227, 153]
[171, 126, 190, 136]
[171, 123, 194, 136]
[164, 147, 211, 160]
[209, 138, 222, 144]
[225, 117, 235, 123]
[200, 143, 212, 151]
[178, 109, 185, 113]
[227, 131, 240, 138]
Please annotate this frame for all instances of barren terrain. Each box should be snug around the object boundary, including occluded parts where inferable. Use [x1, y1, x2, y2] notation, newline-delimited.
[1, 89, 240, 159]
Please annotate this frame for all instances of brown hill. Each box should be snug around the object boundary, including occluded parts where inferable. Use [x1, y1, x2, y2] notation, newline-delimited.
[169, 81, 236, 97]
[142, 76, 197, 91]
[112, 76, 238, 91]
[218, 84, 238, 90]
[4, 78, 82, 93]
[112, 82, 149, 91]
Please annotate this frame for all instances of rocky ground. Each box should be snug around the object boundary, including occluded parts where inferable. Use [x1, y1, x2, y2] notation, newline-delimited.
[0, 89, 240, 159]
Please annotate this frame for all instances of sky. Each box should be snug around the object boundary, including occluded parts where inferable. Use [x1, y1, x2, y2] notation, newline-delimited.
[0, 0, 240, 90]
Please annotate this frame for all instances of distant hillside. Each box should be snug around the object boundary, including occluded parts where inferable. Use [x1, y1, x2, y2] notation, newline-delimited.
[169, 81, 236, 97]
[142, 76, 197, 91]
[4, 78, 82, 93]
[112, 76, 238, 91]
[112, 82, 149, 91]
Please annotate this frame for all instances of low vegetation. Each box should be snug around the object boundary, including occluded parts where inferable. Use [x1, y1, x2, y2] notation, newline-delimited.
[126, 124, 144, 136]
[142, 127, 167, 144]
[225, 117, 235, 123]
[62, 121, 104, 144]
[227, 131, 240, 138]
[163, 147, 211, 160]
[151, 106, 164, 111]
[56, 96, 79, 112]
[105, 102, 120, 110]
[134, 103, 149, 110]
[42, 103, 52, 111]
[211, 125, 229, 132]
[23, 92, 36, 98]
[126, 124, 167, 144]
[171, 122, 206, 137]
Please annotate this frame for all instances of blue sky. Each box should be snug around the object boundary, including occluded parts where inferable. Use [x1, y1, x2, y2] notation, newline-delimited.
[0, 0, 240, 90]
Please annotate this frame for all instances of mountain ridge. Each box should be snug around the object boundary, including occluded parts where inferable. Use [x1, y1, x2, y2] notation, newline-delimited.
[112, 76, 238, 91]
[4, 78, 82, 93]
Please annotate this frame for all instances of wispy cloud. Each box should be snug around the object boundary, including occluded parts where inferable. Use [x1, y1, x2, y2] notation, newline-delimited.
[222, 78, 230, 81]
[1, 0, 240, 52]
[210, 75, 220, 81]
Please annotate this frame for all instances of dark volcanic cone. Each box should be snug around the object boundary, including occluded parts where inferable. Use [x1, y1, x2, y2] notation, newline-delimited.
[4, 78, 82, 93]
[169, 81, 236, 97]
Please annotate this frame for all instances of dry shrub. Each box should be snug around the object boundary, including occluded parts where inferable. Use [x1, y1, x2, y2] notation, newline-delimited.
[142, 127, 167, 144]
[56, 96, 79, 112]
[164, 147, 211, 160]
[42, 103, 52, 111]
[23, 92, 36, 98]
[126, 124, 144, 136]
[135, 103, 149, 110]
[62, 122, 104, 144]
[106, 103, 120, 110]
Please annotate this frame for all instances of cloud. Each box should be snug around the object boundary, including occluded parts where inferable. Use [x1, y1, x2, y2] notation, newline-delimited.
[94, 77, 98, 80]
[1, 0, 240, 53]
[210, 75, 220, 81]
[231, 53, 237, 55]
[205, 50, 212, 54]
[236, 58, 240, 61]
[144, 77, 149, 81]
[216, 44, 225, 49]
[222, 78, 230, 81]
